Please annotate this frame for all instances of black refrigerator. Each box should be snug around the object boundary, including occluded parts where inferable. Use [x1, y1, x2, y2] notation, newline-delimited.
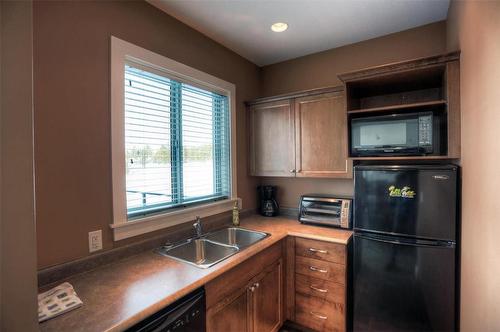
[353, 165, 458, 331]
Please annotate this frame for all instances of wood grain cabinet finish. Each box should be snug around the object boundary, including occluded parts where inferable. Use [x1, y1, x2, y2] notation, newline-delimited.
[247, 88, 352, 178]
[206, 242, 282, 308]
[295, 237, 346, 264]
[252, 260, 283, 332]
[295, 256, 345, 284]
[293, 237, 348, 332]
[295, 293, 345, 332]
[206, 243, 284, 332]
[248, 100, 295, 177]
[207, 287, 252, 332]
[294, 91, 352, 178]
[295, 273, 345, 304]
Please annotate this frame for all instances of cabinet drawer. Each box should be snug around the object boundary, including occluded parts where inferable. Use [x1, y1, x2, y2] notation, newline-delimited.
[295, 237, 346, 264]
[295, 293, 345, 332]
[295, 256, 345, 283]
[295, 273, 345, 304]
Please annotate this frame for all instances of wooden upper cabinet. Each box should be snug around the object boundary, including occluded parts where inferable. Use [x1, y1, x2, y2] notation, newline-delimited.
[294, 91, 352, 178]
[247, 87, 352, 178]
[248, 100, 295, 177]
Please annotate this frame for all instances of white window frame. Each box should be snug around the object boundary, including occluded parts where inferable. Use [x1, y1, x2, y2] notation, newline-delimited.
[110, 36, 238, 241]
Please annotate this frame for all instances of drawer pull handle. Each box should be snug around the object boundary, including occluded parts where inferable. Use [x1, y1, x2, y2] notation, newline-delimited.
[309, 248, 328, 254]
[310, 285, 328, 293]
[310, 311, 328, 320]
[309, 266, 328, 273]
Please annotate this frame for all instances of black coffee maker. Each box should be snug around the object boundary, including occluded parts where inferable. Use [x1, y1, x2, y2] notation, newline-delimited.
[258, 186, 279, 217]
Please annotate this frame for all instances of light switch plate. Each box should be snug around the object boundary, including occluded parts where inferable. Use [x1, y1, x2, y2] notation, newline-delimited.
[88, 230, 103, 253]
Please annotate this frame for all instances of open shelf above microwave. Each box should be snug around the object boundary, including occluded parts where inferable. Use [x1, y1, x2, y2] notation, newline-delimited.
[338, 52, 461, 160]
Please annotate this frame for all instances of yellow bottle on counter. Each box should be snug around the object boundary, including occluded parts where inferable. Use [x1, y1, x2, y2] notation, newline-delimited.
[232, 201, 240, 226]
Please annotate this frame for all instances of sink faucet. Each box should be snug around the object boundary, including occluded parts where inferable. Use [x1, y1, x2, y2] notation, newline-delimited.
[193, 216, 203, 238]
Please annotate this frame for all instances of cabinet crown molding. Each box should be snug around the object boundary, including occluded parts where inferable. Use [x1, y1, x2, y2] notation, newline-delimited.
[246, 86, 344, 106]
[338, 51, 460, 83]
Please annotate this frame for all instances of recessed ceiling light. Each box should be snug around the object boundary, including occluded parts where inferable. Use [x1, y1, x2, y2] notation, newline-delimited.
[271, 22, 288, 32]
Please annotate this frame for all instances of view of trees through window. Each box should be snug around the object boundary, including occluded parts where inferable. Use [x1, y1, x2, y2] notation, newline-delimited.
[124, 64, 230, 218]
[125, 144, 213, 169]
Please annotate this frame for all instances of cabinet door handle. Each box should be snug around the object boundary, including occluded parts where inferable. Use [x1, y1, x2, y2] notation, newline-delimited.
[309, 285, 328, 293]
[289, 169, 296, 173]
[249, 286, 255, 292]
[308, 248, 328, 254]
[254, 282, 260, 288]
[309, 266, 328, 273]
[310, 311, 328, 320]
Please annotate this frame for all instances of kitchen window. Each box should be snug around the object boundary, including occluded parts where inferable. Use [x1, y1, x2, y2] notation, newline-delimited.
[111, 37, 237, 240]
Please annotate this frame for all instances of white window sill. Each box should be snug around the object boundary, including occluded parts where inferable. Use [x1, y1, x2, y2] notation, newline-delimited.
[110, 198, 240, 241]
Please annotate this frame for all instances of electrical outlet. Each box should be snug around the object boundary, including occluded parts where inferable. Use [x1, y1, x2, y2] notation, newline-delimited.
[88, 230, 102, 253]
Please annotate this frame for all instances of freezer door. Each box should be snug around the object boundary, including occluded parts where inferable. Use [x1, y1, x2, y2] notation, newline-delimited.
[353, 233, 456, 332]
[354, 166, 457, 241]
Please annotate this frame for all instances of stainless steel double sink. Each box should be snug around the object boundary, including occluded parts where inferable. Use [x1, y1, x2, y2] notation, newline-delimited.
[156, 227, 269, 269]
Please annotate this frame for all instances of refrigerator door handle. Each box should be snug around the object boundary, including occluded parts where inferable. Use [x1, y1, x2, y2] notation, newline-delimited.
[355, 232, 455, 248]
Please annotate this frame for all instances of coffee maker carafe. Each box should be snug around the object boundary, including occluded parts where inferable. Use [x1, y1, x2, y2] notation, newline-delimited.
[258, 186, 279, 217]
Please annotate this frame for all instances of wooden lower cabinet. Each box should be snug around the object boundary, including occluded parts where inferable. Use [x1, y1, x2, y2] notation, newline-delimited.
[207, 287, 252, 332]
[295, 274, 345, 304]
[205, 237, 348, 332]
[295, 293, 345, 332]
[295, 237, 346, 264]
[253, 260, 283, 332]
[206, 243, 284, 332]
[292, 237, 348, 332]
[295, 256, 345, 283]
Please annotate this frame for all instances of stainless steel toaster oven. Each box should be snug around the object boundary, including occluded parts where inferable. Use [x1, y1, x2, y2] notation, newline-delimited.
[298, 194, 352, 229]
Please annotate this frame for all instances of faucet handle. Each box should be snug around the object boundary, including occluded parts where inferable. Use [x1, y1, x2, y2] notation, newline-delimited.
[194, 216, 201, 227]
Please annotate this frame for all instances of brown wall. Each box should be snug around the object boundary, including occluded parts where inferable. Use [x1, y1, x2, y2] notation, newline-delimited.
[446, 1, 500, 331]
[261, 21, 447, 97]
[34, 1, 261, 269]
[1, 0, 39, 329]
[34, 3, 449, 269]
[259, 21, 447, 208]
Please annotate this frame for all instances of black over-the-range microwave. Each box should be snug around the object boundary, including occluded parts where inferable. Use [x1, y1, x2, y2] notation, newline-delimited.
[349, 110, 446, 157]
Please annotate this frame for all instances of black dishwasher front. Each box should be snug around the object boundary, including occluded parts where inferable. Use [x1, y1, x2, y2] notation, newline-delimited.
[126, 287, 205, 332]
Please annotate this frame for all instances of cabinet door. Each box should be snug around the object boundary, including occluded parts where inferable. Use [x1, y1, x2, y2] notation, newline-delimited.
[207, 287, 251, 332]
[294, 91, 352, 178]
[252, 259, 283, 332]
[249, 100, 295, 177]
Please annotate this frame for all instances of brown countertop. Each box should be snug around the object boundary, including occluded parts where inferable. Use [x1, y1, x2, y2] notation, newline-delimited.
[39, 215, 352, 332]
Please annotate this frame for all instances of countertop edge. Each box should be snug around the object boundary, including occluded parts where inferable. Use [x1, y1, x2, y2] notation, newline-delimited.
[105, 232, 289, 332]
[107, 229, 351, 331]
[39, 216, 352, 332]
[287, 231, 351, 245]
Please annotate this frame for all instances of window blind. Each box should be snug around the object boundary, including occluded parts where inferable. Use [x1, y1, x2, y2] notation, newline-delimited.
[124, 64, 230, 219]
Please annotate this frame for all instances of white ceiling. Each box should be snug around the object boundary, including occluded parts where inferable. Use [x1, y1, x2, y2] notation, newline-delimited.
[148, 0, 450, 66]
